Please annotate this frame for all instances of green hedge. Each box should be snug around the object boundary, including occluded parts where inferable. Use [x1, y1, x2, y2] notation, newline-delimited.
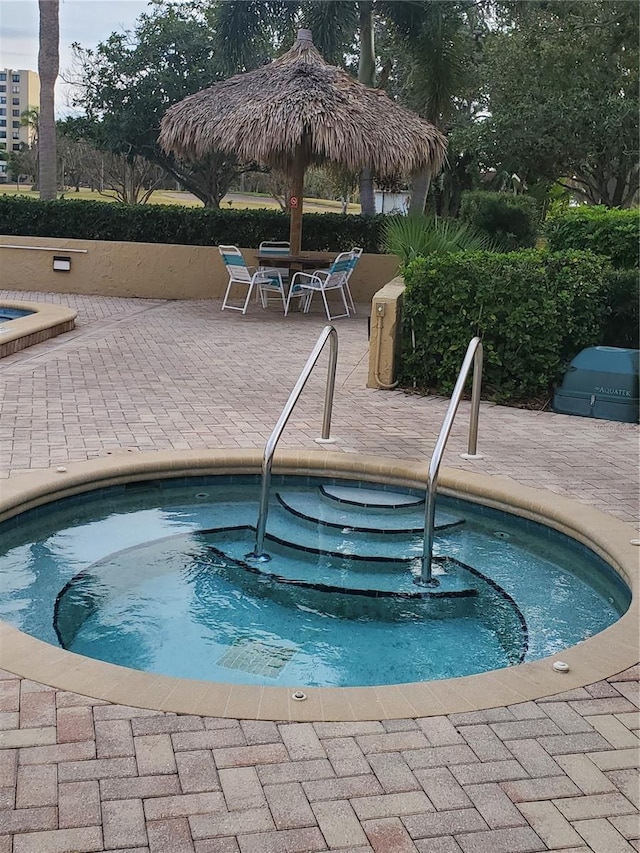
[0, 195, 384, 252]
[400, 249, 608, 402]
[458, 191, 541, 250]
[601, 268, 639, 349]
[545, 207, 640, 269]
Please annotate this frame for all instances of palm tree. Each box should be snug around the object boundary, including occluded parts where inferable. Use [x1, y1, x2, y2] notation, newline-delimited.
[400, 2, 472, 216]
[20, 107, 40, 188]
[38, 0, 59, 200]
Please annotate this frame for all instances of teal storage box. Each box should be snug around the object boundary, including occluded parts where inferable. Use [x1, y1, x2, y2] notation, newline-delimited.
[553, 346, 639, 423]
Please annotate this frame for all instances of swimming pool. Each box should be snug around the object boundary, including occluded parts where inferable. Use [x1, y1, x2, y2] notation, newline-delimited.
[0, 455, 632, 696]
[0, 306, 35, 322]
[0, 300, 77, 356]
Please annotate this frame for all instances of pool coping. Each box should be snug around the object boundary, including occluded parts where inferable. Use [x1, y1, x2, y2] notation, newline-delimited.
[0, 449, 637, 722]
[0, 299, 77, 357]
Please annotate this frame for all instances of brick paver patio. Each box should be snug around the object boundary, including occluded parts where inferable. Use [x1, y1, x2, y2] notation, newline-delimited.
[0, 291, 638, 852]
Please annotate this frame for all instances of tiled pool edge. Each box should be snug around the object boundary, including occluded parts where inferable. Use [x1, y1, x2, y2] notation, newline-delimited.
[0, 449, 637, 722]
[0, 299, 77, 356]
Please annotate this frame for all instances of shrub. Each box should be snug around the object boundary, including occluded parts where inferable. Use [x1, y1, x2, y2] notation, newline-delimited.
[379, 215, 496, 265]
[601, 268, 640, 348]
[0, 194, 385, 253]
[400, 249, 608, 402]
[458, 191, 541, 250]
[545, 206, 640, 269]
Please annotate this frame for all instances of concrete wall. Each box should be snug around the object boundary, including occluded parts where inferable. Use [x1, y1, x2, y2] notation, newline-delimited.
[0, 236, 400, 303]
[367, 277, 405, 389]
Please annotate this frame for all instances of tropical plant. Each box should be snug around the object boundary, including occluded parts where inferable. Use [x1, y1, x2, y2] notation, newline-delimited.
[380, 214, 495, 264]
[37, 0, 59, 200]
[398, 2, 477, 216]
[20, 107, 40, 145]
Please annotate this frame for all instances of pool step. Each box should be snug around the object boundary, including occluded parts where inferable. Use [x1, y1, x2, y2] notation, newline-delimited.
[266, 504, 425, 562]
[196, 550, 477, 623]
[320, 485, 424, 509]
[197, 528, 528, 664]
[198, 526, 475, 598]
[276, 490, 465, 535]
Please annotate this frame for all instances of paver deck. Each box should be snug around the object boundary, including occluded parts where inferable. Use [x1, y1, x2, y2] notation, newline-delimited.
[0, 291, 638, 852]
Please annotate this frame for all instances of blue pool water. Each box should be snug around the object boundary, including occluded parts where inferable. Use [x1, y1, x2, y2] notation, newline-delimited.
[0, 477, 629, 688]
[0, 307, 35, 322]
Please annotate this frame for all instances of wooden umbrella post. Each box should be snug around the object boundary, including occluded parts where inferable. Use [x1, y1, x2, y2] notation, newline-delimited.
[289, 144, 305, 256]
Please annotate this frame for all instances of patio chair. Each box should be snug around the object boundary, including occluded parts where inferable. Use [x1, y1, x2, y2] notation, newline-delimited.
[219, 245, 283, 315]
[344, 247, 363, 314]
[285, 251, 352, 320]
[256, 241, 290, 311]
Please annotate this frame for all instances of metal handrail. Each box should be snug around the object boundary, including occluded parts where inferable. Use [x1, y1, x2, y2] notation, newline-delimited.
[421, 337, 483, 584]
[247, 325, 338, 561]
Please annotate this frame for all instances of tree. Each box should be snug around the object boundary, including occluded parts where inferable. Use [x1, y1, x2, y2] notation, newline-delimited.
[19, 107, 40, 188]
[56, 123, 93, 192]
[95, 153, 166, 204]
[70, 4, 239, 207]
[392, 1, 480, 215]
[20, 107, 40, 145]
[8, 143, 38, 187]
[326, 166, 359, 214]
[480, 1, 639, 208]
[38, 0, 59, 200]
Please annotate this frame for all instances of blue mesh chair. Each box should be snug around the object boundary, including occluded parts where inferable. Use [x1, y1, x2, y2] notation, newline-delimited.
[256, 241, 291, 311]
[285, 251, 352, 320]
[219, 245, 283, 315]
[344, 247, 363, 314]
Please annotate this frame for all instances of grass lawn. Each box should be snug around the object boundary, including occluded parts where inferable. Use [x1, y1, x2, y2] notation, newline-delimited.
[0, 185, 361, 214]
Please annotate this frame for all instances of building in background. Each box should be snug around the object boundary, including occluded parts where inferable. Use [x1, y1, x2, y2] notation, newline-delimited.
[374, 189, 410, 215]
[0, 69, 41, 182]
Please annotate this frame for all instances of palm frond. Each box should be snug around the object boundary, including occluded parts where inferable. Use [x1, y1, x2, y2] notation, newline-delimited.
[380, 215, 496, 264]
[301, 1, 358, 66]
[394, 1, 470, 124]
[210, 1, 276, 72]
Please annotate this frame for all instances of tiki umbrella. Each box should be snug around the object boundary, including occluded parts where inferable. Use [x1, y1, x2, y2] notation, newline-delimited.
[159, 29, 447, 255]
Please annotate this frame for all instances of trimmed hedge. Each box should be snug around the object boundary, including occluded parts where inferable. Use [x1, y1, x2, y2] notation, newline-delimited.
[601, 268, 639, 349]
[400, 249, 608, 402]
[0, 195, 385, 253]
[459, 191, 541, 250]
[545, 207, 639, 269]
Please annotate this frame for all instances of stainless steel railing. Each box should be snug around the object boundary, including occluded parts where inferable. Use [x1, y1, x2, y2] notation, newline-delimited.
[247, 325, 338, 561]
[421, 337, 483, 584]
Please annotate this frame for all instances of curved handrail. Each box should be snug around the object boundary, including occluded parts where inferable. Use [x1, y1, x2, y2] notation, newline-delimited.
[248, 325, 338, 561]
[421, 337, 483, 584]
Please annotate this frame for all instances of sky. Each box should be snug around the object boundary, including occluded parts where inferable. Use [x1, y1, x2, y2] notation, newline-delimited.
[0, 0, 152, 114]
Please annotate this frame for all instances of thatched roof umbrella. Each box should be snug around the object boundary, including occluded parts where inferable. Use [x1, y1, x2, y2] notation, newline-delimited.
[159, 29, 447, 255]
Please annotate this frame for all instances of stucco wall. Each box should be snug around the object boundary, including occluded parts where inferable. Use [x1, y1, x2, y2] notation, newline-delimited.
[367, 277, 405, 389]
[0, 236, 400, 303]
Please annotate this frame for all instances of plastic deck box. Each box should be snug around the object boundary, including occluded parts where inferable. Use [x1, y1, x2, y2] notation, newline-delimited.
[553, 346, 639, 423]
